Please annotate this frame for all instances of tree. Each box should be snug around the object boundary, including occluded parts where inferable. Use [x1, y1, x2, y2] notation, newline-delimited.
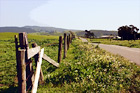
[137, 33, 140, 39]
[118, 25, 139, 40]
[85, 30, 94, 38]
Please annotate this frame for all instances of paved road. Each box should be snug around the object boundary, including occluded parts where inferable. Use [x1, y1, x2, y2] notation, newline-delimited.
[80, 38, 88, 42]
[80, 38, 140, 65]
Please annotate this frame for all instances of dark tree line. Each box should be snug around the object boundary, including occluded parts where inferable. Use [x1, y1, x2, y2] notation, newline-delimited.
[118, 25, 139, 40]
[85, 30, 94, 38]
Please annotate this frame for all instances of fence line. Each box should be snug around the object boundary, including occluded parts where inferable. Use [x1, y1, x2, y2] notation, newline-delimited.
[58, 36, 62, 63]
[32, 43, 44, 84]
[64, 33, 67, 58]
[15, 32, 75, 93]
[32, 48, 44, 93]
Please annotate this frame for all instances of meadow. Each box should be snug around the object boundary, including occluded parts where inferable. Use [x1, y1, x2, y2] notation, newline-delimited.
[0, 32, 59, 92]
[0, 32, 140, 92]
[89, 38, 140, 48]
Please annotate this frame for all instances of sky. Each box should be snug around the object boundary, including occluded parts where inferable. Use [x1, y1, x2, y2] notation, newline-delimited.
[0, 0, 140, 30]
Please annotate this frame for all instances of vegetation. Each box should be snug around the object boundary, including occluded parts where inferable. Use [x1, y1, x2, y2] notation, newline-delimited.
[0, 32, 59, 92]
[89, 38, 140, 48]
[0, 32, 140, 92]
[76, 30, 117, 38]
[37, 39, 140, 92]
[85, 30, 94, 38]
[118, 25, 139, 40]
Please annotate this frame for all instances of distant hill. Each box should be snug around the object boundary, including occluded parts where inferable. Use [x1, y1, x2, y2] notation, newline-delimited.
[24, 26, 77, 33]
[76, 30, 118, 38]
[0, 26, 118, 37]
[0, 26, 76, 34]
[0, 27, 35, 33]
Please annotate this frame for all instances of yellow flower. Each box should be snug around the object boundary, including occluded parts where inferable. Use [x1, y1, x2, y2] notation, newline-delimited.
[120, 84, 123, 88]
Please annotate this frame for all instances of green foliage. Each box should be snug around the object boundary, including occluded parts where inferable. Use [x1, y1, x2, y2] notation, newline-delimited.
[0, 32, 59, 92]
[38, 39, 140, 92]
[89, 38, 140, 48]
[0, 32, 18, 40]
[118, 25, 139, 40]
[0, 32, 140, 92]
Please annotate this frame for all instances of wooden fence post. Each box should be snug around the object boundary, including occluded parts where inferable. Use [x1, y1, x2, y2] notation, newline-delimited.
[19, 32, 33, 90]
[32, 43, 44, 84]
[58, 36, 62, 63]
[64, 33, 67, 58]
[15, 35, 19, 83]
[69, 34, 72, 43]
[67, 35, 69, 50]
[69, 34, 70, 44]
[17, 49, 26, 93]
[71, 33, 73, 43]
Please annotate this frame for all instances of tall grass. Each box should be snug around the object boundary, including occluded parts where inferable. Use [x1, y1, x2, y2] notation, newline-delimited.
[38, 39, 140, 92]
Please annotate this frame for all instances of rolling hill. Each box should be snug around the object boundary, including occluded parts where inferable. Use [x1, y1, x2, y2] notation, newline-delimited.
[0, 26, 118, 37]
[24, 26, 69, 32]
[0, 27, 35, 33]
[0, 26, 76, 33]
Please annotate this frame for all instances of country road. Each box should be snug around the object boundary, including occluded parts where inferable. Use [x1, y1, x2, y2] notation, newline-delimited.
[80, 38, 140, 65]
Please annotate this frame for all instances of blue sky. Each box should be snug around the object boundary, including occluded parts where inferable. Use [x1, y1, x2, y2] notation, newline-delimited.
[0, 0, 140, 30]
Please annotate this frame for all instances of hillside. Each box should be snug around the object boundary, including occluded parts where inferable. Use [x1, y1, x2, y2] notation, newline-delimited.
[24, 26, 70, 32]
[0, 27, 35, 33]
[76, 30, 118, 38]
[0, 26, 77, 34]
[0, 26, 118, 37]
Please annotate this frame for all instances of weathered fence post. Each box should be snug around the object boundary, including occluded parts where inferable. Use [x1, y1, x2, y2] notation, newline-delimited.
[69, 33, 72, 43]
[67, 35, 69, 50]
[15, 35, 19, 82]
[32, 43, 44, 84]
[69, 34, 70, 44]
[15, 32, 61, 92]
[64, 33, 67, 58]
[15, 35, 18, 60]
[58, 36, 62, 63]
[71, 33, 73, 42]
[19, 32, 34, 90]
[17, 49, 26, 93]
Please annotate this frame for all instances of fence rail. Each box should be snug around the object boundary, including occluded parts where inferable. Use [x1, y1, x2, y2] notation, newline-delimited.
[15, 32, 75, 93]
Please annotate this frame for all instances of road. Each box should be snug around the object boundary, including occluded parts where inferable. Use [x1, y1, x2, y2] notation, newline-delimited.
[80, 38, 140, 65]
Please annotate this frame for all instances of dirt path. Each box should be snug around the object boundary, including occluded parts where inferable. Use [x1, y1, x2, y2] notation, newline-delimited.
[80, 38, 140, 65]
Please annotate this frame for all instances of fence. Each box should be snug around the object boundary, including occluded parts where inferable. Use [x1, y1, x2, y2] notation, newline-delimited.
[15, 32, 75, 93]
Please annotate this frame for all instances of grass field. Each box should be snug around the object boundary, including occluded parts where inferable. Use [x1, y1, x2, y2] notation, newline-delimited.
[89, 38, 140, 48]
[0, 32, 140, 92]
[0, 32, 59, 92]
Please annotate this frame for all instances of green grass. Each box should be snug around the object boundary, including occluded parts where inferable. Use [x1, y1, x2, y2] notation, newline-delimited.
[89, 38, 140, 48]
[0, 32, 140, 92]
[29, 32, 64, 36]
[0, 32, 59, 92]
[37, 39, 140, 92]
[0, 32, 18, 40]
